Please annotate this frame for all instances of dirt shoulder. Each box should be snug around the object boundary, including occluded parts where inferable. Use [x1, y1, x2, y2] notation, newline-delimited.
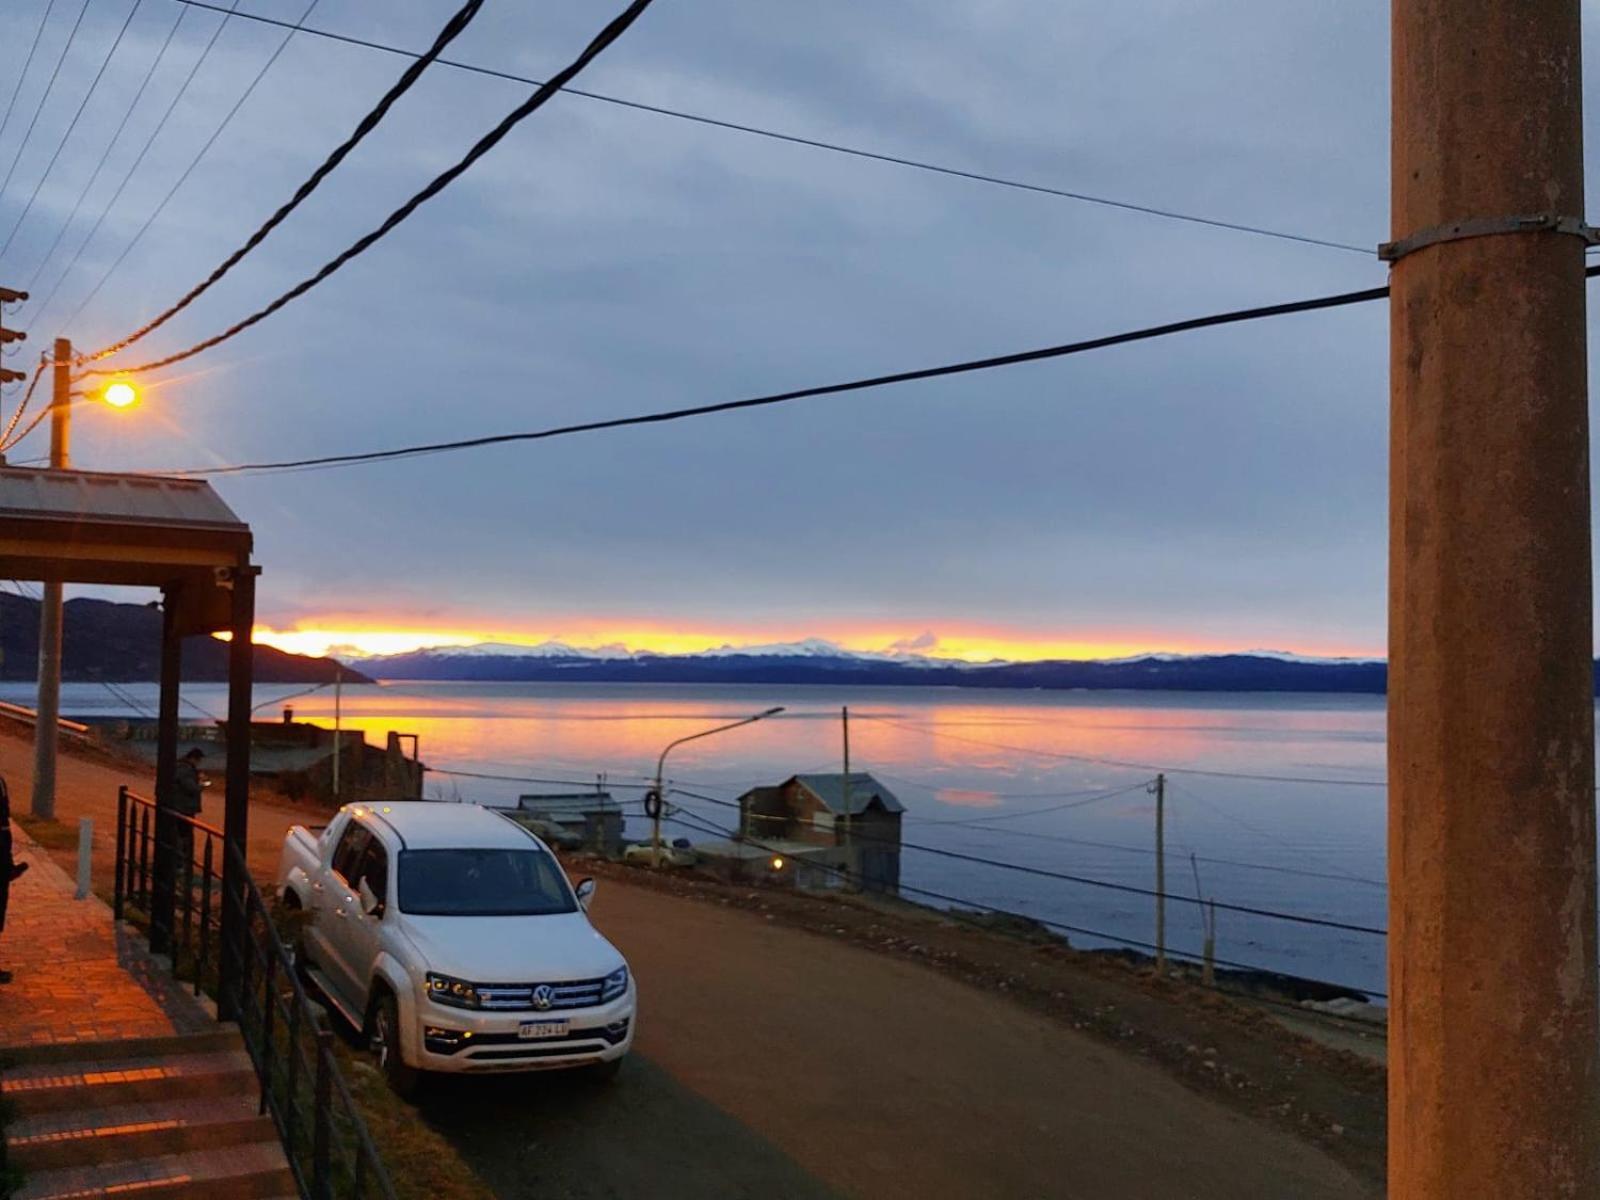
[574, 856, 1385, 1192]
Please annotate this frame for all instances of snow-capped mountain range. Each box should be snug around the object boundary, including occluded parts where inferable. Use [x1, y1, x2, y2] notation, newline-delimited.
[340, 640, 1397, 694]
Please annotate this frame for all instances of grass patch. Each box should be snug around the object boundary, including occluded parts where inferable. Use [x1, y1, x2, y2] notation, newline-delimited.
[333, 1045, 497, 1200]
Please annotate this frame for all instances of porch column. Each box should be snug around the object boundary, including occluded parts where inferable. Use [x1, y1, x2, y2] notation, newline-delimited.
[149, 585, 182, 954]
[217, 563, 257, 1021]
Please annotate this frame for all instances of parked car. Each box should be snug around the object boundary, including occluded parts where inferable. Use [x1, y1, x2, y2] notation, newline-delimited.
[622, 838, 696, 868]
[277, 801, 635, 1096]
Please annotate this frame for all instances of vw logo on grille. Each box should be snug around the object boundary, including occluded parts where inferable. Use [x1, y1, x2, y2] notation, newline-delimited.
[531, 984, 555, 1011]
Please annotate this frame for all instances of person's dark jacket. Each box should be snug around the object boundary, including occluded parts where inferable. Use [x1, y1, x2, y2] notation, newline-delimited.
[1, 776, 14, 933]
[173, 760, 203, 817]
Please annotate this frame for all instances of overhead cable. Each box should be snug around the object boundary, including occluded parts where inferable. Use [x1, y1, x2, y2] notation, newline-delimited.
[162, 0, 1371, 256]
[665, 786, 1386, 936]
[148, 281, 1390, 476]
[78, 0, 487, 363]
[857, 714, 1390, 787]
[661, 807, 1385, 998]
[80, 0, 662, 376]
[25, 1, 243, 327]
[0, 0, 62, 162]
[22, 5, 192, 294]
[0, 0, 147, 261]
[0, 0, 93, 208]
[55, 0, 319, 331]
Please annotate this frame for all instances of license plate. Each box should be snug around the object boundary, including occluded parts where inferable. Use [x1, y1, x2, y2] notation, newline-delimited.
[518, 1020, 568, 1040]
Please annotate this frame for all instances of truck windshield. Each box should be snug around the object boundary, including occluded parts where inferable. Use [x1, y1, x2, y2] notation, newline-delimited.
[397, 848, 576, 917]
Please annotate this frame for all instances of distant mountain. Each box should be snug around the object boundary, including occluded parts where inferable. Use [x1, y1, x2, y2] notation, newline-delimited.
[348, 641, 1398, 694]
[0, 593, 371, 684]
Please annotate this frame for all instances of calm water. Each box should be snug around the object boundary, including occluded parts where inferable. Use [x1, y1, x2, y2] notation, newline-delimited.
[20, 680, 1394, 997]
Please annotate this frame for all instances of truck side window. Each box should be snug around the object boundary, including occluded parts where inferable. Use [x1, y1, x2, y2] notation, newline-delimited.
[330, 824, 371, 887]
[354, 838, 389, 906]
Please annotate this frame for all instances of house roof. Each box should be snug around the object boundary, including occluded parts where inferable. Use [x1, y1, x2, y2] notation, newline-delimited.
[793, 773, 904, 815]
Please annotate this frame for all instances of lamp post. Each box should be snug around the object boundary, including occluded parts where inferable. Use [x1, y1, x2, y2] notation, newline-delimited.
[31, 337, 140, 819]
[650, 706, 784, 865]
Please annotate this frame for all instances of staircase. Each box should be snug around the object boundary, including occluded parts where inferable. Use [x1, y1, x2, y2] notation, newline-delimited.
[3, 1029, 298, 1199]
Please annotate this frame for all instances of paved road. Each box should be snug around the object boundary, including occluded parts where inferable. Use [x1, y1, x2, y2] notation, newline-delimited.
[423, 878, 1374, 1200]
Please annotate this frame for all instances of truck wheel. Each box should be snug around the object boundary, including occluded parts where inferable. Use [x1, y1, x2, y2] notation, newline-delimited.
[370, 989, 422, 1099]
[584, 1055, 624, 1084]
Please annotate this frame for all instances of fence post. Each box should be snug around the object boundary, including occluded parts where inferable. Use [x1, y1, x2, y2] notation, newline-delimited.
[113, 787, 127, 920]
[75, 817, 92, 900]
[313, 1028, 334, 1200]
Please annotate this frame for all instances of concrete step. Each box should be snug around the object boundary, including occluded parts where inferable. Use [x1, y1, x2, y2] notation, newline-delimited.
[2, 1047, 257, 1117]
[6, 1093, 275, 1172]
[0, 1030, 236, 1069]
[11, 1141, 297, 1199]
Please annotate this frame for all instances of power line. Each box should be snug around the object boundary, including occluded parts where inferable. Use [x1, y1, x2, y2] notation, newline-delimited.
[0, 357, 48, 448]
[148, 281, 1391, 477]
[80, 0, 662, 377]
[21, 3, 190, 294]
[0, 0, 146, 262]
[24, 1, 240, 329]
[160, 0, 1372, 257]
[78, 0, 486, 364]
[0, 0, 62, 164]
[659, 806, 1386, 998]
[57, 0, 319, 332]
[0, 0, 93, 210]
[857, 713, 1389, 788]
[665, 785, 1386, 936]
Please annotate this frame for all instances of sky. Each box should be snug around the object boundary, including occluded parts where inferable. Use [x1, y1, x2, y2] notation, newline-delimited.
[0, 1, 1593, 663]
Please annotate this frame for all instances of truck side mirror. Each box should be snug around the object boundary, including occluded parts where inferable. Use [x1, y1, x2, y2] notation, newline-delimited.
[358, 878, 383, 918]
[575, 878, 596, 911]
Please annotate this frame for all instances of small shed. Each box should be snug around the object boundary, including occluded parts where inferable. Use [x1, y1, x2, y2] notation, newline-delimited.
[516, 791, 624, 854]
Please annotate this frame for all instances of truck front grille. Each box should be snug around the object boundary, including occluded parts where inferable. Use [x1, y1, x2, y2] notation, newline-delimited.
[473, 978, 606, 1011]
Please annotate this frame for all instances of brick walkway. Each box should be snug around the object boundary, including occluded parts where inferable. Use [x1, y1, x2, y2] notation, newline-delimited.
[0, 823, 212, 1051]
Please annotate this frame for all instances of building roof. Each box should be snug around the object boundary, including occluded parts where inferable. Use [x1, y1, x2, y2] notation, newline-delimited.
[793, 773, 904, 815]
[692, 837, 834, 861]
[350, 801, 540, 851]
[516, 792, 621, 817]
[0, 467, 245, 530]
[0, 466, 252, 634]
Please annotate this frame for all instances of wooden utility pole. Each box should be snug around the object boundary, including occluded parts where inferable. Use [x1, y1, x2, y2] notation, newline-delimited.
[31, 337, 70, 819]
[1390, 2, 1599, 1195]
[840, 706, 851, 870]
[1152, 773, 1165, 975]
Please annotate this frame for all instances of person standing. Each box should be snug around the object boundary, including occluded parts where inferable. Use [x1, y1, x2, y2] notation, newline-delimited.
[0, 775, 31, 985]
[171, 747, 205, 871]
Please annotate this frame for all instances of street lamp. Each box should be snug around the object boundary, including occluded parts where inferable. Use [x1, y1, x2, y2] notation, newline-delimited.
[649, 705, 785, 866]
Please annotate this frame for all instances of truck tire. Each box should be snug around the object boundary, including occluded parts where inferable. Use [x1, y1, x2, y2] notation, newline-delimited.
[584, 1055, 624, 1084]
[369, 988, 422, 1099]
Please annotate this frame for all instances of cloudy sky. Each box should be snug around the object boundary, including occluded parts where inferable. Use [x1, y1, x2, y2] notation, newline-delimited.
[0, 0, 1589, 661]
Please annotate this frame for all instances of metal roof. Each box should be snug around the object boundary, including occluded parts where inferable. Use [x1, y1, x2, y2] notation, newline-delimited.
[0, 466, 244, 530]
[516, 792, 621, 817]
[793, 773, 904, 815]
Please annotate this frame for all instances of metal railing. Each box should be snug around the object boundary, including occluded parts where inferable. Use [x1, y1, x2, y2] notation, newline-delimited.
[114, 787, 397, 1200]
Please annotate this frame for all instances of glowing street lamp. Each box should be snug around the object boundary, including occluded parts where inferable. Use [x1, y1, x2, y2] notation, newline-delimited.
[101, 379, 139, 409]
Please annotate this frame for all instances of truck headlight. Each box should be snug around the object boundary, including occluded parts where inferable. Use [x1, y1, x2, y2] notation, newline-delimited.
[426, 972, 483, 1010]
[601, 965, 629, 1002]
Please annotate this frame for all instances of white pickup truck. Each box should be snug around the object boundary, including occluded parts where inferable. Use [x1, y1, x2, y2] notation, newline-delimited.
[277, 801, 635, 1096]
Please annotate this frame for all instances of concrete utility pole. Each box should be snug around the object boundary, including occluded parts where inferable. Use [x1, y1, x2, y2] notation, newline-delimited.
[31, 337, 71, 819]
[1389, 2, 1599, 1195]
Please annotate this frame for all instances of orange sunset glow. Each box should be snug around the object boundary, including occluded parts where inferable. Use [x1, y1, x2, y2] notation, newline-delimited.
[247, 621, 1381, 663]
